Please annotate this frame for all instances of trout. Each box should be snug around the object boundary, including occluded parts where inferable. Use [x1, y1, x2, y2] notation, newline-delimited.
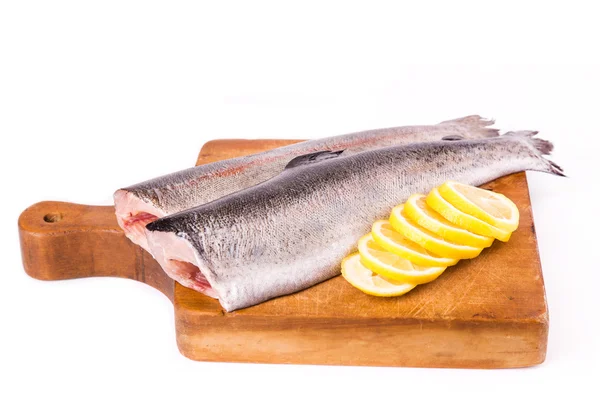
[114, 116, 498, 251]
[145, 131, 563, 311]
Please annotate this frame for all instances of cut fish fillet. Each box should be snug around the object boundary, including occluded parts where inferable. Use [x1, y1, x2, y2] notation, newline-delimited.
[114, 189, 166, 252]
[145, 230, 219, 299]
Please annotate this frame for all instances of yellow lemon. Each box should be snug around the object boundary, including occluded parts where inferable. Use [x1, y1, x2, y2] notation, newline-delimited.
[403, 194, 494, 248]
[390, 205, 483, 259]
[357, 234, 446, 284]
[371, 220, 459, 267]
[438, 181, 519, 233]
[341, 253, 417, 297]
[426, 187, 512, 242]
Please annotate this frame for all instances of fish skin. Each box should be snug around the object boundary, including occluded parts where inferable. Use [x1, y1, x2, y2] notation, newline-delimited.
[114, 115, 498, 251]
[145, 131, 563, 312]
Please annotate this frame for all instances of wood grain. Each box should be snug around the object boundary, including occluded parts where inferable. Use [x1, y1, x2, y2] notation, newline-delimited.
[19, 139, 548, 368]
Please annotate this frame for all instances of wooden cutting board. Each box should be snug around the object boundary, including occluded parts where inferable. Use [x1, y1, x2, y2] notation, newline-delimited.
[18, 139, 548, 368]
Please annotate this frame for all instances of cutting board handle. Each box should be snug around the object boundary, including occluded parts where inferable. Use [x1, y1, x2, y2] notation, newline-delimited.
[18, 201, 174, 299]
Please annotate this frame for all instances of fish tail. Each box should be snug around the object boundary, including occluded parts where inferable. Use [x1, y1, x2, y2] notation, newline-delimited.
[439, 115, 500, 138]
[505, 131, 566, 177]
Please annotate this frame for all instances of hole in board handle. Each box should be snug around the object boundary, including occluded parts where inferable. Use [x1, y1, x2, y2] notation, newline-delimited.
[44, 213, 63, 223]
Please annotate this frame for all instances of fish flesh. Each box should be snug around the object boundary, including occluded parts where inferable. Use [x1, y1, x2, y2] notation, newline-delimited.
[145, 131, 564, 311]
[114, 116, 499, 252]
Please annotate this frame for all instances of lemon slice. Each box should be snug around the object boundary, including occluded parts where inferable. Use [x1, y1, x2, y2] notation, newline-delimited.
[438, 181, 520, 232]
[403, 194, 494, 248]
[358, 234, 446, 284]
[341, 253, 417, 297]
[390, 205, 483, 259]
[426, 187, 512, 242]
[371, 220, 459, 267]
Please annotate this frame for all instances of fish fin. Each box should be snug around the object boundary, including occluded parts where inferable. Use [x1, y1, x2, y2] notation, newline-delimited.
[505, 131, 566, 177]
[442, 135, 464, 141]
[438, 115, 499, 138]
[284, 150, 345, 169]
[439, 115, 495, 127]
[146, 217, 177, 233]
[505, 130, 553, 153]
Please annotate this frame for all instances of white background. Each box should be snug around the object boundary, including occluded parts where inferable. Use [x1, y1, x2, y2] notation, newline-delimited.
[1, 1, 598, 399]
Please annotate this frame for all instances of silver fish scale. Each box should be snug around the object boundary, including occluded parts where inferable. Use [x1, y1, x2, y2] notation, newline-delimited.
[147, 132, 561, 311]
